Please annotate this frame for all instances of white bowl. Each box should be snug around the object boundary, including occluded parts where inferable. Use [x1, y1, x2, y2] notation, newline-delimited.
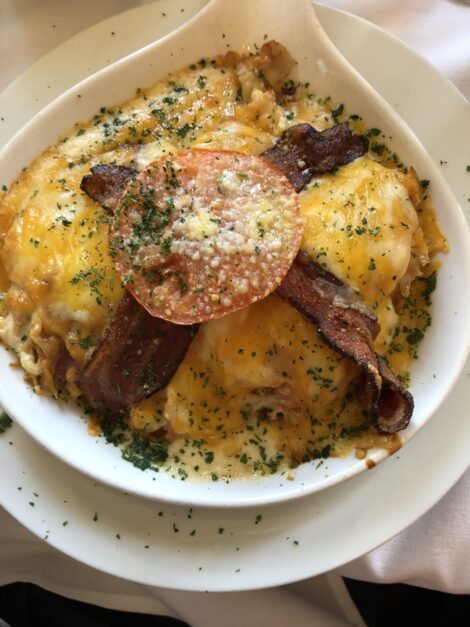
[1, 0, 469, 507]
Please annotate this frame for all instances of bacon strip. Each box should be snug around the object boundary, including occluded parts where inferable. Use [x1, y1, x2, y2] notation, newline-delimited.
[376, 357, 414, 433]
[262, 123, 369, 192]
[78, 291, 198, 412]
[80, 164, 137, 211]
[277, 254, 413, 433]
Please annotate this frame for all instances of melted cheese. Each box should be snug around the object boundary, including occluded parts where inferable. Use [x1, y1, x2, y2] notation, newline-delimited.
[132, 296, 366, 478]
[1, 154, 119, 362]
[166, 296, 354, 434]
[299, 157, 419, 347]
[300, 157, 418, 303]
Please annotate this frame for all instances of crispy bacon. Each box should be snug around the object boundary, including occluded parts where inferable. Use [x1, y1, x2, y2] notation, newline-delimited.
[262, 123, 369, 192]
[80, 164, 137, 211]
[78, 292, 198, 412]
[277, 254, 413, 433]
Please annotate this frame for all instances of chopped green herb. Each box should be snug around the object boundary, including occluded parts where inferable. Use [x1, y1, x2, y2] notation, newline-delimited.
[370, 142, 386, 156]
[0, 412, 12, 434]
[420, 270, 437, 305]
[406, 328, 425, 345]
[204, 451, 214, 464]
[331, 103, 344, 121]
[79, 336, 92, 350]
[160, 237, 173, 255]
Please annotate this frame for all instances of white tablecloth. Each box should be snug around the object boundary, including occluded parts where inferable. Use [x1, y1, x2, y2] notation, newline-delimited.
[0, 1, 469, 625]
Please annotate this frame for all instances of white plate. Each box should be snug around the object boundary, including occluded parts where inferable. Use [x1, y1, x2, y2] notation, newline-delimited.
[0, 1, 469, 591]
[1, 0, 469, 509]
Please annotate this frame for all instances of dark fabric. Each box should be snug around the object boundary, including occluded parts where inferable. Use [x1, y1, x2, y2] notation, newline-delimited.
[344, 578, 470, 627]
[2, 579, 470, 626]
[0, 582, 189, 627]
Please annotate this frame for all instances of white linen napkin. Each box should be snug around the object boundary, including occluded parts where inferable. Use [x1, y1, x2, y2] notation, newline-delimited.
[0, 506, 360, 625]
[338, 470, 470, 594]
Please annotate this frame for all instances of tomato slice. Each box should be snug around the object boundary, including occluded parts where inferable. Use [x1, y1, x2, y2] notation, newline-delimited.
[109, 149, 303, 324]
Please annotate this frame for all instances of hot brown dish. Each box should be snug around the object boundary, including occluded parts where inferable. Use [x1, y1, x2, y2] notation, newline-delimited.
[0, 42, 447, 480]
